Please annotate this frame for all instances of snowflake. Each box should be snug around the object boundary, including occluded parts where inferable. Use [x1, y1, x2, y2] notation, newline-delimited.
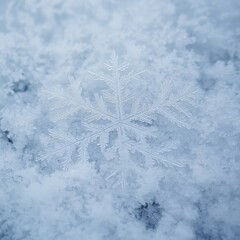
[40, 52, 195, 189]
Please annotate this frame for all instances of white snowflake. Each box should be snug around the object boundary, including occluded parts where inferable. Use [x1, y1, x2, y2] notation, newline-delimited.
[40, 52, 196, 188]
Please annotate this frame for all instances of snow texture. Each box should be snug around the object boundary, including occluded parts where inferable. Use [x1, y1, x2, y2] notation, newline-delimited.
[0, 0, 240, 240]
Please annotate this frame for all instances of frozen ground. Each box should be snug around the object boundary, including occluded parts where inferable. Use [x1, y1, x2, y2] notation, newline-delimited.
[0, 0, 240, 239]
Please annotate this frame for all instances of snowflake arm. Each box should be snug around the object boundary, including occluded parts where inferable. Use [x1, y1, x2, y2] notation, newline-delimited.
[43, 77, 116, 123]
[124, 80, 196, 129]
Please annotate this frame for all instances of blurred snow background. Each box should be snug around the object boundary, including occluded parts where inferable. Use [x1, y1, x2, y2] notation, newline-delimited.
[0, 0, 240, 239]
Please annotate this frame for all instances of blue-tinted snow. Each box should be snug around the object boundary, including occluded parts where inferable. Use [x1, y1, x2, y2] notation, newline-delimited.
[0, 0, 240, 239]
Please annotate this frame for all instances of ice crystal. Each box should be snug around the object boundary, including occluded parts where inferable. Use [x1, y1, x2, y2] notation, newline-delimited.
[41, 52, 195, 188]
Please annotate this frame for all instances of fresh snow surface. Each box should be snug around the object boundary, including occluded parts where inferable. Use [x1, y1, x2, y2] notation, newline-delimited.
[0, 1, 240, 239]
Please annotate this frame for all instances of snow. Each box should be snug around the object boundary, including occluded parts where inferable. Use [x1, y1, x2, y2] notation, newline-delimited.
[0, 0, 240, 239]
